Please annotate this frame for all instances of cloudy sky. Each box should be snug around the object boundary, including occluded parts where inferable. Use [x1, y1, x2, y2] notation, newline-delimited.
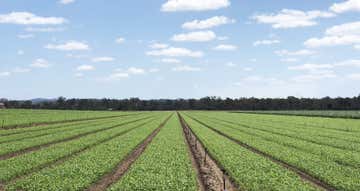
[0, 0, 359, 99]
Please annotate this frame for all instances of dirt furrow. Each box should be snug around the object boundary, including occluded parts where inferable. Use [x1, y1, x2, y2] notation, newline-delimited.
[86, 114, 173, 191]
[0, 113, 143, 130]
[178, 113, 237, 191]
[5, 119, 155, 187]
[0, 116, 153, 161]
[187, 114, 336, 191]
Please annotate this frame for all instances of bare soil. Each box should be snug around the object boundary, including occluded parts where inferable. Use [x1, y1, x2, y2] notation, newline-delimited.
[178, 113, 238, 191]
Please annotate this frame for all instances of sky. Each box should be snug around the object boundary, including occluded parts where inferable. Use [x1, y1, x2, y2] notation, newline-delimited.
[0, 0, 360, 100]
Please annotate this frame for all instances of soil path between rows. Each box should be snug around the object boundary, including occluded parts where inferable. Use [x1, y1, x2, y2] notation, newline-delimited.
[86, 113, 173, 191]
[178, 113, 238, 191]
[0, 116, 153, 161]
[186, 114, 336, 191]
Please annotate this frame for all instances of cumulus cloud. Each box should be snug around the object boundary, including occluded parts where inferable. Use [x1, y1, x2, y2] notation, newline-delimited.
[146, 47, 203, 57]
[17, 34, 34, 39]
[77, 65, 95, 71]
[30, 58, 50, 68]
[252, 9, 335, 29]
[172, 65, 201, 72]
[253, 39, 280, 46]
[182, 16, 235, 30]
[161, 0, 230, 12]
[171, 31, 216, 42]
[45, 41, 89, 51]
[275, 49, 315, 56]
[0, 12, 66, 25]
[226, 62, 237, 67]
[25, 27, 65, 32]
[213, 44, 238, 51]
[115, 37, 125, 44]
[161, 58, 181, 63]
[330, 0, 360, 13]
[0, 72, 11, 77]
[288, 64, 334, 71]
[59, 0, 75, 5]
[91, 57, 115, 63]
[127, 67, 146, 75]
[305, 21, 360, 48]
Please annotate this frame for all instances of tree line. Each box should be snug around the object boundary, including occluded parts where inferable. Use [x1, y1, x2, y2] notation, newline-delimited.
[1, 96, 360, 110]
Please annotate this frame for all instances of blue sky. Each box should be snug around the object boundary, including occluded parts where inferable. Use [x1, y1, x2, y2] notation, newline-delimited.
[0, 0, 359, 99]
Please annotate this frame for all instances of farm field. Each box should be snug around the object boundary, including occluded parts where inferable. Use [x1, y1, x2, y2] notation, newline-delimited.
[0, 109, 360, 191]
[233, 110, 360, 119]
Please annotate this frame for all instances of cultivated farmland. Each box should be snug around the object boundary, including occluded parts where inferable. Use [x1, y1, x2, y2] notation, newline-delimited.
[0, 109, 360, 191]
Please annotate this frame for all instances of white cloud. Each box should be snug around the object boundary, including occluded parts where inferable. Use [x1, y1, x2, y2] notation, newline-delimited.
[172, 65, 201, 72]
[288, 64, 334, 71]
[149, 43, 168, 49]
[347, 73, 360, 80]
[106, 73, 129, 81]
[213, 44, 238, 51]
[253, 9, 335, 29]
[146, 47, 203, 57]
[330, 0, 360, 13]
[91, 57, 115, 63]
[275, 49, 315, 56]
[253, 39, 280, 46]
[161, 0, 230, 12]
[171, 31, 216, 42]
[182, 16, 235, 30]
[226, 62, 236, 67]
[334, 59, 360, 67]
[305, 21, 360, 48]
[115, 37, 125, 44]
[0, 72, 11, 77]
[30, 58, 50, 68]
[45, 41, 89, 51]
[281, 58, 298, 63]
[17, 50, 24, 55]
[17, 34, 34, 39]
[59, 0, 75, 5]
[0, 12, 66, 25]
[161, 58, 181, 63]
[234, 76, 285, 86]
[25, 27, 64, 32]
[77, 65, 95, 71]
[354, 45, 360, 50]
[127, 67, 145, 75]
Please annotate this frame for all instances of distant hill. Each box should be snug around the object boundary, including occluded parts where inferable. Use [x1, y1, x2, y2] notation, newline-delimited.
[30, 98, 56, 104]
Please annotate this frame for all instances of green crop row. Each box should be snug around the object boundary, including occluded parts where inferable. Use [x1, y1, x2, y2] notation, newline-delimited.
[233, 110, 360, 119]
[0, 115, 136, 144]
[5, 113, 170, 191]
[109, 114, 198, 191]
[186, 112, 360, 190]
[0, 116, 157, 182]
[194, 113, 360, 167]
[0, 114, 153, 156]
[181, 113, 318, 191]
[0, 109, 139, 128]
